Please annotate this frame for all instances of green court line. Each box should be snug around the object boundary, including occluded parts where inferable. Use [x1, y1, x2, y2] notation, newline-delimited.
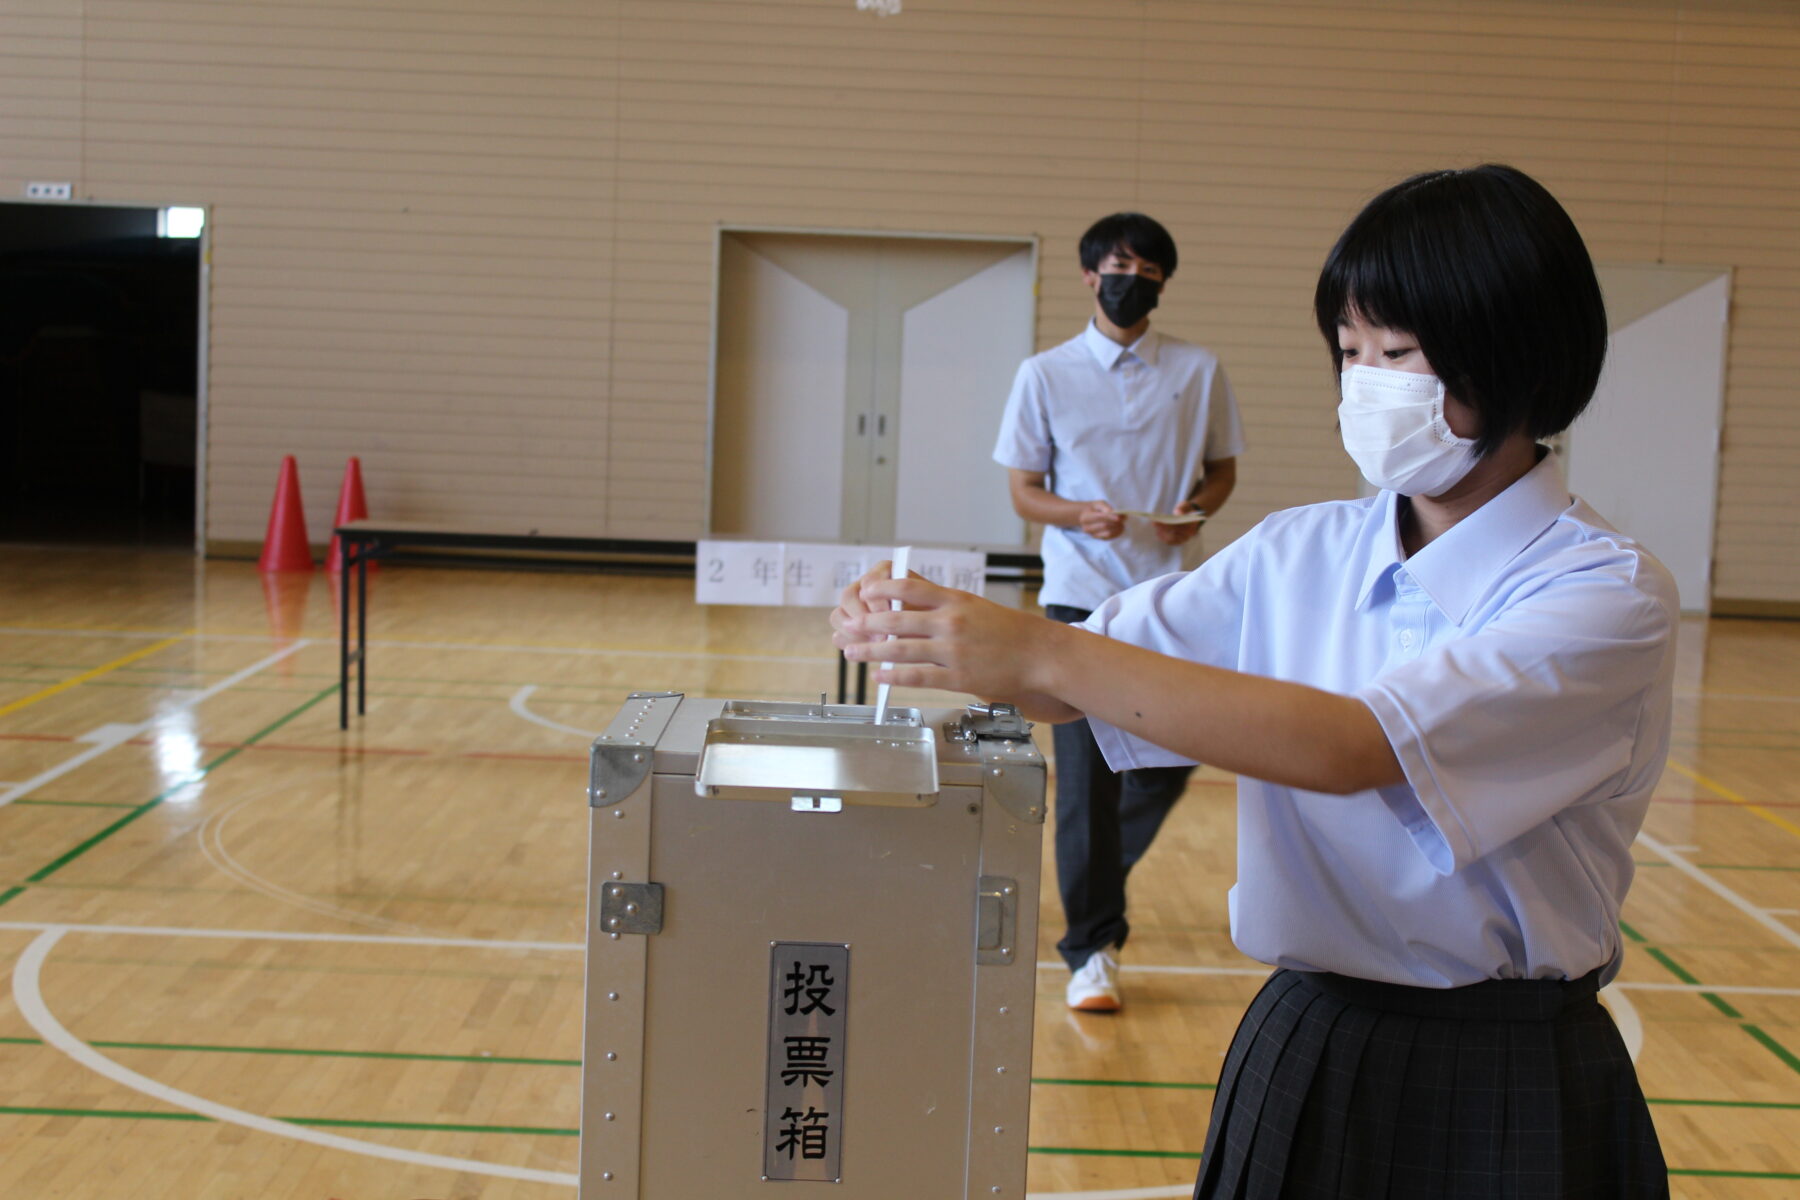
[0, 682, 339, 911]
[1619, 920, 1647, 943]
[10, 798, 142, 809]
[1028, 1145, 1201, 1159]
[1031, 1077, 1214, 1090]
[0, 1105, 205, 1122]
[0, 1105, 575, 1136]
[0, 1035, 577, 1067]
[1647, 1096, 1800, 1111]
[1742, 1026, 1800, 1074]
[1634, 939, 1800, 1080]
[2, 1104, 1795, 1174]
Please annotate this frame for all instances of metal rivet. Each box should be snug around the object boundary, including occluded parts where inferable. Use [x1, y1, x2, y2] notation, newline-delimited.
[1002, 885, 1014, 895]
[606, 1051, 617, 1061]
[609, 932, 619, 940]
[594, 788, 607, 799]
[999, 1006, 1009, 1014]
[607, 918, 619, 929]
[990, 767, 1003, 776]
[996, 1065, 1006, 1074]
[610, 870, 622, 880]
[633, 752, 644, 762]
[602, 1171, 613, 1181]
[607, 991, 620, 1001]
[607, 885, 620, 895]
[624, 903, 638, 914]
[612, 809, 624, 819]
[605, 1112, 615, 1121]
[994, 1125, 1004, 1134]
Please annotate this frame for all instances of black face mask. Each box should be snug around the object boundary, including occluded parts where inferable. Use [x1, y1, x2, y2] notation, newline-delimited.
[1097, 272, 1161, 328]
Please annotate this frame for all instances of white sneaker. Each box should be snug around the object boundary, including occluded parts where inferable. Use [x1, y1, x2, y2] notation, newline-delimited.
[1066, 948, 1122, 1012]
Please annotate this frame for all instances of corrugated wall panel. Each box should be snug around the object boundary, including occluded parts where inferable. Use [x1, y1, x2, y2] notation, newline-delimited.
[3, 0, 1796, 600]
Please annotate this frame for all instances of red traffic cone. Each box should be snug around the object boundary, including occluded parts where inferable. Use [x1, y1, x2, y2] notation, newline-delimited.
[257, 455, 315, 572]
[326, 456, 372, 573]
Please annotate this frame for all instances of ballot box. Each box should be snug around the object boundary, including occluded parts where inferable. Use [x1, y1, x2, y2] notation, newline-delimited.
[580, 693, 1046, 1198]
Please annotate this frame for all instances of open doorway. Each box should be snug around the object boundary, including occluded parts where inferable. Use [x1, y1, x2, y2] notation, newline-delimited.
[0, 201, 204, 548]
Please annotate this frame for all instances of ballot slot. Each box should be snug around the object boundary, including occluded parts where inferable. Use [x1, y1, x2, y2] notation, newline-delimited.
[695, 698, 940, 807]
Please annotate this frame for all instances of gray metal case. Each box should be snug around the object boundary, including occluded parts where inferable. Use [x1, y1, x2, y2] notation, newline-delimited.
[580, 693, 1045, 1198]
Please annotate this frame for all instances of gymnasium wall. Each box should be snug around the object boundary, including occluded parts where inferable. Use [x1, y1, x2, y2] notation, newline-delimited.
[3, 0, 1795, 606]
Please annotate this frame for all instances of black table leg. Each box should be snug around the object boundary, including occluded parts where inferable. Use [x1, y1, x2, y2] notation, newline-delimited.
[855, 660, 868, 706]
[357, 545, 368, 717]
[339, 548, 352, 729]
[836, 650, 848, 705]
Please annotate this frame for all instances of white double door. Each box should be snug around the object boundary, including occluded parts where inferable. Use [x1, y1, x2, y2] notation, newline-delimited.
[710, 231, 1035, 548]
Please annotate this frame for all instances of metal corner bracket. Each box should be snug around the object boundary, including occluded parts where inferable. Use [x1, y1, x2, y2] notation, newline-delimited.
[589, 691, 684, 807]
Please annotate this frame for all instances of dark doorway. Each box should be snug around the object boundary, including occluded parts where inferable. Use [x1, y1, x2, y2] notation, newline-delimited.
[0, 202, 202, 547]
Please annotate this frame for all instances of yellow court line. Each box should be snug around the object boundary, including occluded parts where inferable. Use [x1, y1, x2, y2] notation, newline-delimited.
[0, 635, 190, 720]
[1664, 759, 1800, 841]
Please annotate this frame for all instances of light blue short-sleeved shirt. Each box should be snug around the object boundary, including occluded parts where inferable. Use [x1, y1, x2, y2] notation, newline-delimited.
[1082, 454, 1678, 987]
[993, 321, 1245, 612]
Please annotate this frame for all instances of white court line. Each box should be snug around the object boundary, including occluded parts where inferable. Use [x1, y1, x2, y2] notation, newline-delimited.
[0, 641, 310, 810]
[1602, 985, 1644, 1062]
[12, 928, 578, 1187]
[509, 685, 599, 739]
[2, 927, 1791, 996]
[197, 792, 426, 936]
[1635, 831, 1800, 952]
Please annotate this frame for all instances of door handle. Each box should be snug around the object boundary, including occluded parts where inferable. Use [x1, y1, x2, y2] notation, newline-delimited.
[877, 414, 887, 436]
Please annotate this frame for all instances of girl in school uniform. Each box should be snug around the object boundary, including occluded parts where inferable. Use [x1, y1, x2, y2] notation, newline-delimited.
[832, 164, 1673, 1198]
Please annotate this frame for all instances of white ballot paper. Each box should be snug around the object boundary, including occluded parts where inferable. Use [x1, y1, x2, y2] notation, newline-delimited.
[872, 546, 911, 725]
[1119, 510, 1205, 525]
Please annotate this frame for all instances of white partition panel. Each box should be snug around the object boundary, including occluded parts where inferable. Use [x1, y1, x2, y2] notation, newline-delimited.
[893, 249, 1034, 547]
[711, 238, 850, 541]
[1566, 269, 1729, 612]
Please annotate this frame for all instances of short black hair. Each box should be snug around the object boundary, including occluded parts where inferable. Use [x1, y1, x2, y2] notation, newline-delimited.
[1079, 212, 1178, 277]
[1313, 164, 1608, 458]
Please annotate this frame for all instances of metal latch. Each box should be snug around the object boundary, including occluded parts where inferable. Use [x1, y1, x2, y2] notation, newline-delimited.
[946, 702, 1031, 745]
[975, 875, 1017, 965]
[600, 881, 664, 935]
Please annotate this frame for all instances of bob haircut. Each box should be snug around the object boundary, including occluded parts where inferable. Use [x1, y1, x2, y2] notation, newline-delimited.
[1313, 164, 1608, 459]
[1080, 212, 1179, 278]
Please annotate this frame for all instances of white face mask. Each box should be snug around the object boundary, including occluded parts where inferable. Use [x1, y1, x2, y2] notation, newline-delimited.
[1336, 364, 1478, 496]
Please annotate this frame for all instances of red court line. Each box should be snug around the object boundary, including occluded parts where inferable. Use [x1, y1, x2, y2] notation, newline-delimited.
[0, 733, 78, 743]
[459, 751, 587, 763]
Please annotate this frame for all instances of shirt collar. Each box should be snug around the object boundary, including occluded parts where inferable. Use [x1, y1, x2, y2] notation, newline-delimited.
[1082, 320, 1159, 370]
[1355, 452, 1571, 625]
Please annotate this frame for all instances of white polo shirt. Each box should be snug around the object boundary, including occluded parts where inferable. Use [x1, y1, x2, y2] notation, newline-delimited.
[993, 321, 1245, 612]
[1081, 454, 1678, 987]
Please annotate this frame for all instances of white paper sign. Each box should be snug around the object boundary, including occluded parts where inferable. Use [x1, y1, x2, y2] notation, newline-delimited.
[696, 541, 786, 606]
[697, 541, 986, 607]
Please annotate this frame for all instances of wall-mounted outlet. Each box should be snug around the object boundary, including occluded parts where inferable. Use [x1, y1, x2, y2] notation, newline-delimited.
[25, 181, 73, 200]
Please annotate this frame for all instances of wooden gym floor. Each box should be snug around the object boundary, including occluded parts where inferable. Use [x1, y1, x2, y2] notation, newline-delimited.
[0, 545, 1795, 1199]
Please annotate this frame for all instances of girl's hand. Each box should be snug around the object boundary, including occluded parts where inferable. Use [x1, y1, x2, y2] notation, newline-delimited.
[836, 576, 1057, 701]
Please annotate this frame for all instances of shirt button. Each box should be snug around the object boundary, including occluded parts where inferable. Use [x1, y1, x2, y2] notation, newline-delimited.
[1399, 630, 1415, 648]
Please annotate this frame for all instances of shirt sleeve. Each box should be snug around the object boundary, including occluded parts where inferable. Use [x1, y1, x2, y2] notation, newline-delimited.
[1203, 361, 1247, 461]
[992, 358, 1053, 474]
[1357, 560, 1675, 874]
[1074, 527, 1257, 771]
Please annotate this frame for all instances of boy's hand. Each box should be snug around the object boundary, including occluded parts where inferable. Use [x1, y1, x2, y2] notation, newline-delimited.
[1154, 499, 1203, 546]
[1078, 501, 1126, 540]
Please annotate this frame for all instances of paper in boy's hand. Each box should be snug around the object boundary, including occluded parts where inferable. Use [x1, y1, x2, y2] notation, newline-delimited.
[1119, 510, 1206, 525]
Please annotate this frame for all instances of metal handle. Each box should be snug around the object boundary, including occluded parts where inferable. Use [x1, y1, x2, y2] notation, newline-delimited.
[877, 414, 887, 436]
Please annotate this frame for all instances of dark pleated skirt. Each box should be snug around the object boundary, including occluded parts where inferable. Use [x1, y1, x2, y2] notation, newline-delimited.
[1194, 968, 1668, 1200]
